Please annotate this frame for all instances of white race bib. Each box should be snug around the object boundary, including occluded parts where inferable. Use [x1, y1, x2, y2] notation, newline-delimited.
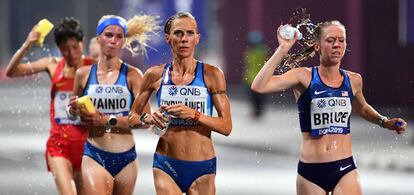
[160, 85, 208, 114]
[88, 84, 131, 114]
[310, 97, 351, 137]
[54, 91, 81, 125]
[160, 85, 209, 126]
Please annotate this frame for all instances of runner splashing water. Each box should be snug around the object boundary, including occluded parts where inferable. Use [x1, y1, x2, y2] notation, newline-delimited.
[277, 8, 319, 73]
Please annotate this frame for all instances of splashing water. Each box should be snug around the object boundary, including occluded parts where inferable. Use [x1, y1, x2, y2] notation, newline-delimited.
[277, 8, 319, 73]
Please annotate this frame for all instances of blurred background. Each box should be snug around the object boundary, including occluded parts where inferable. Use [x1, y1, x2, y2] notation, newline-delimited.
[0, 0, 413, 194]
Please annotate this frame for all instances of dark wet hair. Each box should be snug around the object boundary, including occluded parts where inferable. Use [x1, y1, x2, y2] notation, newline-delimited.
[53, 17, 83, 46]
[164, 12, 196, 34]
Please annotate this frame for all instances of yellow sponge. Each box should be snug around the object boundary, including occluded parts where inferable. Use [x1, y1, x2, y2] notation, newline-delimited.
[76, 96, 95, 113]
[35, 19, 54, 46]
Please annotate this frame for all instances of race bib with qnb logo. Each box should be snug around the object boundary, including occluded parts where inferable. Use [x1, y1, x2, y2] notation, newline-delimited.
[54, 91, 81, 125]
[87, 84, 131, 115]
[310, 97, 352, 137]
[160, 85, 209, 126]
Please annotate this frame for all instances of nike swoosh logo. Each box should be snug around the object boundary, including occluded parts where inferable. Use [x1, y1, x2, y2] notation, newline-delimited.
[314, 90, 327, 95]
[340, 164, 352, 171]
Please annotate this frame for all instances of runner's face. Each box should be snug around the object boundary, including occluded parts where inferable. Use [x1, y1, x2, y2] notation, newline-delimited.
[166, 17, 200, 59]
[316, 25, 347, 66]
[58, 38, 83, 67]
[98, 25, 125, 58]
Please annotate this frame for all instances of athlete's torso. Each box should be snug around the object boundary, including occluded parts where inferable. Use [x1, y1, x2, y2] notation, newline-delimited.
[157, 61, 213, 126]
[297, 66, 355, 162]
[297, 66, 354, 138]
[82, 63, 135, 152]
[50, 58, 93, 140]
[155, 61, 216, 160]
[83, 63, 133, 117]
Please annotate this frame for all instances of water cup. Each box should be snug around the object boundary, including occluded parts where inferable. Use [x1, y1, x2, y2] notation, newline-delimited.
[35, 19, 54, 46]
[76, 95, 96, 113]
[152, 111, 170, 136]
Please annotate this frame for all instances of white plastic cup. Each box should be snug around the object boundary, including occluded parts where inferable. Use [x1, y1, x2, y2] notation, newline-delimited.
[279, 26, 302, 40]
[151, 111, 170, 136]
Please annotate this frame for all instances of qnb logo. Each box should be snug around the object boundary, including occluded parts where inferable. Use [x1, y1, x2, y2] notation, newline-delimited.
[327, 99, 347, 107]
[179, 87, 201, 96]
[317, 99, 327, 109]
[317, 98, 347, 108]
[96, 86, 124, 94]
[168, 86, 178, 96]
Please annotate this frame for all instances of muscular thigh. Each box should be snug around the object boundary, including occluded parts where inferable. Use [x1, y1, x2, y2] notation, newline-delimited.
[296, 174, 327, 195]
[48, 155, 73, 176]
[187, 174, 215, 195]
[81, 156, 114, 195]
[153, 168, 181, 195]
[48, 156, 77, 194]
[113, 159, 138, 195]
[332, 170, 361, 195]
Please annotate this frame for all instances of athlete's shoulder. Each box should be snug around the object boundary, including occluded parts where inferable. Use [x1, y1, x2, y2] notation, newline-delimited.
[292, 66, 312, 74]
[203, 63, 225, 78]
[48, 56, 60, 64]
[145, 64, 166, 77]
[35, 56, 59, 68]
[344, 69, 361, 78]
[344, 70, 362, 83]
[125, 64, 144, 79]
[286, 66, 312, 81]
[342, 69, 363, 92]
[141, 64, 167, 84]
[75, 64, 93, 78]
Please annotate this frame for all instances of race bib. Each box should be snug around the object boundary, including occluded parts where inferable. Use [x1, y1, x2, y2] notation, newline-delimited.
[54, 91, 81, 125]
[160, 85, 209, 126]
[88, 84, 131, 115]
[310, 97, 351, 137]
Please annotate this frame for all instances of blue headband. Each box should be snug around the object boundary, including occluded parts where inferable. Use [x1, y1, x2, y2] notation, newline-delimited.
[96, 17, 127, 36]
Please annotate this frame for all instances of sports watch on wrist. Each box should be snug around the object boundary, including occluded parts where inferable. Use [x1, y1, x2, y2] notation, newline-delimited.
[140, 113, 149, 125]
[107, 115, 117, 127]
[378, 115, 388, 128]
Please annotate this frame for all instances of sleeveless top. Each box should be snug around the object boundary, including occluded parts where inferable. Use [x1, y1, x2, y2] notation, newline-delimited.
[50, 58, 93, 140]
[156, 61, 213, 126]
[83, 63, 133, 117]
[297, 67, 354, 138]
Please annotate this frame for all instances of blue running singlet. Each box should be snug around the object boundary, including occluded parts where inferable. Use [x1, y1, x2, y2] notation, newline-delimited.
[83, 63, 133, 117]
[82, 63, 136, 177]
[156, 61, 213, 126]
[297, 67, 354, 137]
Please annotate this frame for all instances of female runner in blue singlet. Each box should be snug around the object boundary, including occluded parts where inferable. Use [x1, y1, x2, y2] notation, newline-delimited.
[68, 15, 158, 195]
[129, 12, 232, 195]
[251, 21, 407, 195]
